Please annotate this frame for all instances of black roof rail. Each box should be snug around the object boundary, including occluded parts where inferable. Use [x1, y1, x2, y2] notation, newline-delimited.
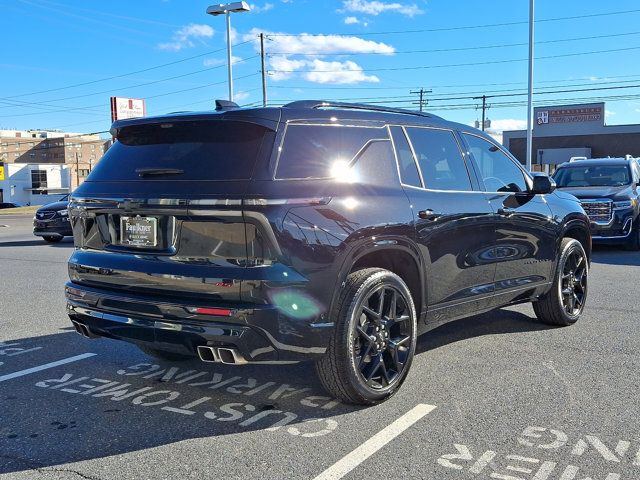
[215, 99, 240, 111]
[283, 100, 438, 119]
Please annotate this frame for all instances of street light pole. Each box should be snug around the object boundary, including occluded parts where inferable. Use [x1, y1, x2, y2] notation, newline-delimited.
[226, 11, 233, 102]
[526, 0, 535, 172]
[206, 2, 251, 103]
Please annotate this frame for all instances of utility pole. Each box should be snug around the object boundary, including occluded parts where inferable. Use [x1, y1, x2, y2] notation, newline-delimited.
[473, 95, 489, 131]
[526, 0, 535, 171]
[260, 33, 267, 107]
[75, 151, 79, 188]
[410, 88, 432, 112]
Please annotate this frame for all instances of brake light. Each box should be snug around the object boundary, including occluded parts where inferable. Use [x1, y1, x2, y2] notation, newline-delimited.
[187, 307, 233, 316]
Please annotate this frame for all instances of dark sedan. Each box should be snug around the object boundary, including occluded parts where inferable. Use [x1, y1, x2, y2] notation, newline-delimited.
[553, 158, 640, 249]
[33, 195, 72, 243]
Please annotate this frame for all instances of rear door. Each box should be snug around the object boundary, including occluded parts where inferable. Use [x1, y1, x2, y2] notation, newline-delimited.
[461, 132, 556, 307]
[68, 118, 276, 303]
[391, 125, 495, 322]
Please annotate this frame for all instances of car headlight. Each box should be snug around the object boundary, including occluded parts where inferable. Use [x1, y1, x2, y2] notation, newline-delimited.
[613, 199, 636, 209]
[59, 209, 69, 216]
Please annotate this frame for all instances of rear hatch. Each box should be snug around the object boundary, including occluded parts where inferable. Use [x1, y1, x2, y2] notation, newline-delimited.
[68, 114, 277, 303]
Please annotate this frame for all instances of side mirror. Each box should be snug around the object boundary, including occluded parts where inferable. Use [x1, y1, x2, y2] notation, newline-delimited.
[530, 173, 556, 194]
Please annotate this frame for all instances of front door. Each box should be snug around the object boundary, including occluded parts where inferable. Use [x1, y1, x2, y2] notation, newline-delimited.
[390, 125, 496, 324]
[461, 132, 556, 307]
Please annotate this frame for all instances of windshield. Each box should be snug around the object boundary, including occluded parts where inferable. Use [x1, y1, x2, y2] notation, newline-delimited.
[89, 120, 273, 182]
[553, 164, 631, 187]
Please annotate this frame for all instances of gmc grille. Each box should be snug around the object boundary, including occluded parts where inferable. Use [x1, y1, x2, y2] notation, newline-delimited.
[580, 200, 612, 224]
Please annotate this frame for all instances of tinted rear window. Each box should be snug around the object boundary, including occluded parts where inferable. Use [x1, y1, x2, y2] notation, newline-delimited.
[276, 124, 389, 179]
[88, 120, 273, 181]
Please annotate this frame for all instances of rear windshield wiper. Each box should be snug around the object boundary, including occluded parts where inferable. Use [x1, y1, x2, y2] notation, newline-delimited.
[135, 168, 184, 177]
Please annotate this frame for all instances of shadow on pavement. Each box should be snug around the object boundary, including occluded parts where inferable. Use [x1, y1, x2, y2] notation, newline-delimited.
[0, 239, 74, 248]
[0, 330, 357, 475]
[2, 307, 551, 474]
[417, 308, 551, 354]
[591, 245, 640, 267]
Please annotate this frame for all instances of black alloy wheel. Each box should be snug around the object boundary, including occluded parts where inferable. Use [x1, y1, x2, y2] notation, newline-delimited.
[353, 285, 413, 390]
[316, 268, 417, 405]
[533, 238, 588, 326]
[559, 247, 587, 316]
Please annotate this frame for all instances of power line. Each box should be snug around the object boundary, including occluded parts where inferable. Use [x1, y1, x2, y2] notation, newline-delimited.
[265, 8, 640, 37]
[0, 40, 254, 101]
[269, 45, 640, 74]
[266, 30, 640, 56]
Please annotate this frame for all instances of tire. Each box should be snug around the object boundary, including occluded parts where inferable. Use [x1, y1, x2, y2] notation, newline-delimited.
[137, 345, 193, 362]
[43, 236, 62, 243]
[315, 268, 418, 405]
[533, 238, 588, 326]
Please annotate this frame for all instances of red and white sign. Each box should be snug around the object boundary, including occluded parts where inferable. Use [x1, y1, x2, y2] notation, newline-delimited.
[110, 97, 146, 122]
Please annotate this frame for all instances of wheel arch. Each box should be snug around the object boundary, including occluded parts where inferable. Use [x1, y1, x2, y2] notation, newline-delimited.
[561, 218, 592, 262]
[332, 239, 427, 323]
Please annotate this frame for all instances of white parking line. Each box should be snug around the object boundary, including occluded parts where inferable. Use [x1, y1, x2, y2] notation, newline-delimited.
[312, 403, 437, 480]
[0, 353, 97, 383]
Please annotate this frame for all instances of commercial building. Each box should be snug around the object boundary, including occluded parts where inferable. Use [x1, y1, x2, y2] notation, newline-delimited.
[0, 163, 70, 205]
[502, 102, 640, 171]
[0, 129, 110, 205]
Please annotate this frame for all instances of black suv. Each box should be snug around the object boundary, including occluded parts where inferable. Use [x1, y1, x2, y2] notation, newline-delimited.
[553, 158, 640, 249]
[33, 195, 72, 243]
[66, 101, 591, 404]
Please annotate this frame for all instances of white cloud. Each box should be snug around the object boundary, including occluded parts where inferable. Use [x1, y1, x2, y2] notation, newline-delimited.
[249, 2, 274, 13]
[342, 0, 423, 17]
[235, 91, 251, 101]
[159, 23, 214, 51]
[267, 55, 307, 81]
[242, 27, 393, 84]
[304, 59, 379, 84]
[605, 109, 616, 117]
[344, 16, 360, 24]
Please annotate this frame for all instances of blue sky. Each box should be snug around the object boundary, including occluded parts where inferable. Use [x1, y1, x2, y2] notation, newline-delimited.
[2, 0, 640, 140]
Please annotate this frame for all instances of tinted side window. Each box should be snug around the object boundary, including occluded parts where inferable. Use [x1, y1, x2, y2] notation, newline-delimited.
[389, 126, 421, 187]
[276, 125, 388, 179]
[351, 140, 399, 186]
[405, 128, 472, 191]
[463, 133, 527, 193]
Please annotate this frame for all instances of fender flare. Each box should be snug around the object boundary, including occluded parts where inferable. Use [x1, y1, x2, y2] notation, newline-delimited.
[329, 236, 428, 322]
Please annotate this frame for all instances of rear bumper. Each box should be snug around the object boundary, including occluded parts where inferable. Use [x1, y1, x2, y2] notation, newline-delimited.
[65, 282, 332, 363]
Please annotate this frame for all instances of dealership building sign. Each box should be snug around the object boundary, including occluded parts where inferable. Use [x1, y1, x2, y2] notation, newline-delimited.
[537, 106, 603, 125]
[533, 102, 606, 135]
[110, 97, 146, 122]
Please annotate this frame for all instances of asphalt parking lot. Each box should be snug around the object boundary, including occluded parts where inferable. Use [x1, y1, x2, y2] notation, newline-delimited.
[1, 214, 639, 480]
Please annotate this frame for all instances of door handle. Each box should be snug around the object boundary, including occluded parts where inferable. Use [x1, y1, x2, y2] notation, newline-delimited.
[497, 207, 514, 216]
[418, 209, 441, 221]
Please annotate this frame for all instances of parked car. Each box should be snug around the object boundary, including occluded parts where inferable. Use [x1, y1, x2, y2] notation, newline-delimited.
[0, 202, 20, 209]
[553, 158, 640, 250]
[66, 101, 591, 404]
[33, 195, 72, 243]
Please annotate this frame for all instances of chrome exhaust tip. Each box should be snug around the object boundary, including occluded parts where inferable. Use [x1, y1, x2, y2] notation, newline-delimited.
[217, 347, 248, 365]
[196, 346, 247, 365]
[197, 345, 220, 363]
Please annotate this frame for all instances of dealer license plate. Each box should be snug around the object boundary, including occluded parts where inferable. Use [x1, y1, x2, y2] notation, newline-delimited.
[120, 216, 158, 247]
